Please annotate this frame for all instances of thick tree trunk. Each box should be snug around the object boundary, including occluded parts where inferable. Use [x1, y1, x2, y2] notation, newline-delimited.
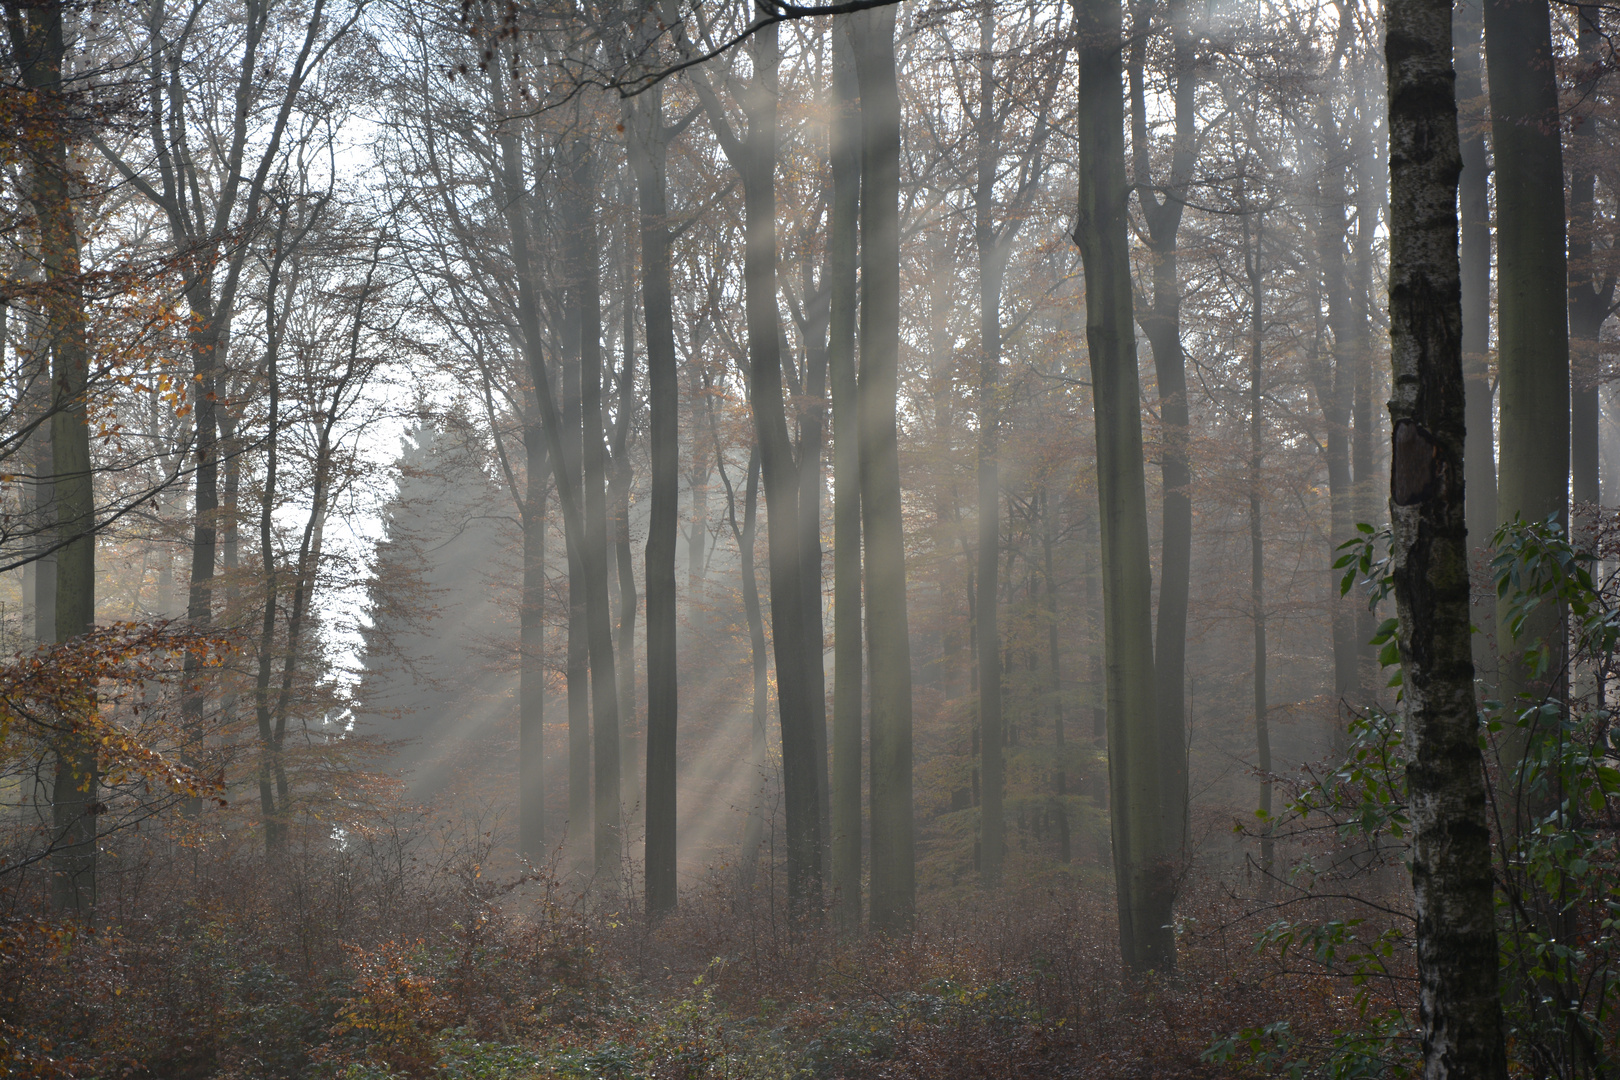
[737, 23, 822, 909]
[856, 5, 915, 932]
[975, 0, 1005, 889]
[1383, 0, 1509, 1067]
[1128, 0, 1195, 847]
[629, 84, 680, 916]
[1072, 0, 1173, 971]
[1485, 0, 1569, 790]
[9, 0, 98, 913]
[828, 15, 864, 928]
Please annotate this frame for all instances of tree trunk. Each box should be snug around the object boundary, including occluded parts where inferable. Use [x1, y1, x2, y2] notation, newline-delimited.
[975, 0, 1005, 889]
[565, 141, 623, 881]
[1072, 0, 1173, 971]
[855, 5, 915, 932]
[1568, 7, 1612, 536]
[9, 0, 98, 913]
[1452, 0, 1497, 688]
[520, 426, 548, 860]
[725, 449, 769, 873]
[737, 22, 822, 909]
[1315, 74, 1360, 724]
[612, 244, 640, 843]
[828, 15, 864, 928]
[798, 286, 831, 880]
[1244, 203, 1273, 881]
[1485, 0, 1569, 790]
[629, 83, 680, 916]
[1383, 0, 1509, 1066]
[1128, 0, 1196, 847]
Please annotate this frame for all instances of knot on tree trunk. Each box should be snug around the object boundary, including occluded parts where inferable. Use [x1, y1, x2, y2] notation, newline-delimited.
[1391, 418, 1443, 506]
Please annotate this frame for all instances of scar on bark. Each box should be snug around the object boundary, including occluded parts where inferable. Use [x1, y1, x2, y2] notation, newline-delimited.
[1391, 418, 1443, 505]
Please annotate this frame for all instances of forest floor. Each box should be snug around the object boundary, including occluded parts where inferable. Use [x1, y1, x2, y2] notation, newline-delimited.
[0, 830, 1411, 1079]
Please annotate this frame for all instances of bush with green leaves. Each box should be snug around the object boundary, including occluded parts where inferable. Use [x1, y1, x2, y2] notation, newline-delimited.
[1212, 516, 1620, 1078]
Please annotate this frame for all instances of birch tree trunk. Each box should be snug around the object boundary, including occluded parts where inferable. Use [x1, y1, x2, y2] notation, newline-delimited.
[1384, 0, 1508, 1066]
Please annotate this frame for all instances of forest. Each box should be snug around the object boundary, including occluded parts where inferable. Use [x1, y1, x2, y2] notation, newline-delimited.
[0, 0, 1615, 1072]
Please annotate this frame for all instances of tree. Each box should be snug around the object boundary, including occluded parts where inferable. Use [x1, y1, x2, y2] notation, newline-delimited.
[1485, 0, 1570, 791]
[1383, 0, 1509, 1064]
[1072, 0, 1173, 971]
[1128, 0, 1197, 849]
[827, 12, 863, 927]
[6, 0, 97, 913]
[855, 3, 914, 932]
[627, 70, 683, 915]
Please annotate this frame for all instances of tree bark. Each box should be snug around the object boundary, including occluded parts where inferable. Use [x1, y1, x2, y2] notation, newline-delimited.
[1383, 0, 1509, 1066]
[1568, 6, 1612, 536]
[828, 15, 864, 928]
[1313, 46, 1361, 723]
[855, 5, 915, 932]
[1244, 201, 1273, 881]
[628, 83, 680, 916]
[8, 0, 98, 913]
[975, 0, 1006, 889]
[520, 427, 548, 860]
[1485, 0, 1569, 787]
[1128, 0, 1195, 847]
[1072, 0, 1173, 971]
[1453, 0, 1495, 681]
[723, 21, 823, 908]
[565, 140, 624, 881]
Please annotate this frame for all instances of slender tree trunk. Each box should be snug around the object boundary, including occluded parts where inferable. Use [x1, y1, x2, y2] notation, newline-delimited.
[1350, 93, 1383, 684]
[1568, 7, 1612, 538]
[33, 405, 55, 643]
[1383, 0, 1509, 1067]
[566, 141, 623, 880]
[1454, 0, 1495, 680]
[727, 449, 769, 872]
[1485, 0, 1569, 790]
[1315, 83, 1360, 724]
[1245, 204, 1273, 881]
[798, 299, 831, 878]
[1072, 0, 1173, 971]
[828, 15, 864, 928]
[520, 426, 548, 860]
[855, 5, 914, 932]
[629, 84, 680, 916]
[612, 257, 639, 832]
[974, 0, 1005, 889]
[565, 318, 591, 873]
